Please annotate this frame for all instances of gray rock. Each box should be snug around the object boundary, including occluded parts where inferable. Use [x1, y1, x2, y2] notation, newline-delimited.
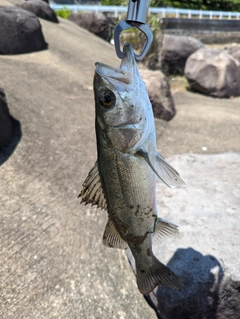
[161, 35, 204, 75]
[129, 152, 240, 319]
[228, 45, 240, 62]
[0, 6, 48, 54]
[68, 12, 113, 42]
[17, 0, 58, 23]
[140, 68, 175, 121]
[185, 48, 240, 98]
[0, 88, 12, 147]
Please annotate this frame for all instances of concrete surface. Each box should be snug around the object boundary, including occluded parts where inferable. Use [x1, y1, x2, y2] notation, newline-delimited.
[153, 152, 240, 318]
[155, 90, 240, 158]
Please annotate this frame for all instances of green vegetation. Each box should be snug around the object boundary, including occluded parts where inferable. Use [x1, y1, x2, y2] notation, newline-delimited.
[101, 0, 240, 11]
[151, 0, 163, 6]
[101, 0, 127, 5]
[54, 6, 71, 19]
[160, 0, 240, 11]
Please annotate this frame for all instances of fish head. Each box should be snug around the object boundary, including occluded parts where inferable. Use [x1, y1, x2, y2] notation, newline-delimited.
[94, 43, 154, 153]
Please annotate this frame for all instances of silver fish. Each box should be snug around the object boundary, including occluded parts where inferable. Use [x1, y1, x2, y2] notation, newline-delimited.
[79, 43, 185, 294]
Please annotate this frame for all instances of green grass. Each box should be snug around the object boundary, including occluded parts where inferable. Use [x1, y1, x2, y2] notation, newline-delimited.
[54, 6, 72, 19]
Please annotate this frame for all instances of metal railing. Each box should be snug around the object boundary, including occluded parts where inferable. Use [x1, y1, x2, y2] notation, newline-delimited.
[50, 4, 240, 20]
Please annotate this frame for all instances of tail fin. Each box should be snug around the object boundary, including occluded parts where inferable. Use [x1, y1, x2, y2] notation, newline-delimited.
[137, 259, 182, 294]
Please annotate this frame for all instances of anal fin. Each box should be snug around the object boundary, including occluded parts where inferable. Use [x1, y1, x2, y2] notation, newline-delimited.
[103, 219, 128, 250]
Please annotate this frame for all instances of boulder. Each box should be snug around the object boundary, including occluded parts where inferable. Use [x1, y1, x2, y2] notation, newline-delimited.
[185, 48, 240, 98]
[0, 6, 48, 54]
[16, 0, 58, 23]
[0, 88, 12, 148]
[161, 35, 204, 75]
[228, 45, 240, 62]
[68, 12, 113, 42]
[140, 68, 175, 121]
[128, 152, 240, 319]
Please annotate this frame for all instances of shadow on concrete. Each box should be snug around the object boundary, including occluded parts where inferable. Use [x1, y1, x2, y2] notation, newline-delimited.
[144, 248, 224, 319]
[0, 116, 22, 166]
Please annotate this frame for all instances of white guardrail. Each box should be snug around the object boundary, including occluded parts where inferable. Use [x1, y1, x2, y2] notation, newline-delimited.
[50, 4, 240, 20]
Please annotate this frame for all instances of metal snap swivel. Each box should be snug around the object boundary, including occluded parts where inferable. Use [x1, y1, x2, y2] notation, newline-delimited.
[114, 20, 153, 62]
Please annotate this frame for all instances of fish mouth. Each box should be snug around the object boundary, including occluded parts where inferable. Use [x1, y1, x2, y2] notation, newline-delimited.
[95, 63, 130, 85]
[95, 43, 138, 86]
[111, 116, 143, 129]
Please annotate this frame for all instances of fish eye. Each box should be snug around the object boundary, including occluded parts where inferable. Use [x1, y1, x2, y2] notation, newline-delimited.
[99, 90, 115, 108]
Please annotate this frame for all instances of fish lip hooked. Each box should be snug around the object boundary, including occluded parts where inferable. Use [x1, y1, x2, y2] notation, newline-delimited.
[95, 63, 131, 85]
[95, 43, 136, 85]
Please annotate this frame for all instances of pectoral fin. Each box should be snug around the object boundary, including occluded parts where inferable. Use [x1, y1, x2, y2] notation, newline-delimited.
[156, 153, 186, 187]
[138, 149, 185, 188]
[103, 219, 128, 250]
[78, 161, 107, 210]
[138, 149, 170, 187]
[153, 218, 179, 244]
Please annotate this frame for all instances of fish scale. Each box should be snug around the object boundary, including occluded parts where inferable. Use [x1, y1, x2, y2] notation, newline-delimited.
[99, 148, 155, 236]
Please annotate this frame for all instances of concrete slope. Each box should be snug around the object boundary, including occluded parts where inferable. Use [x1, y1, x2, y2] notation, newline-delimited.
[0, 3, 156, 319]
[155, 90, 240, 158]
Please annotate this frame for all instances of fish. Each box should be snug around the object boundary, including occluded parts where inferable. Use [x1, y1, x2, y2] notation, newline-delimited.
[79, 43, 185, 294]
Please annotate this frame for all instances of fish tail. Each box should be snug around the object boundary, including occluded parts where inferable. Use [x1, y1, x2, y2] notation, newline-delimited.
[136, 258, 182, 295]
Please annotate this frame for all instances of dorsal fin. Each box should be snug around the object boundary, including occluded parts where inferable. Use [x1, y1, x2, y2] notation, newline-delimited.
[78, 162, 107, 210]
